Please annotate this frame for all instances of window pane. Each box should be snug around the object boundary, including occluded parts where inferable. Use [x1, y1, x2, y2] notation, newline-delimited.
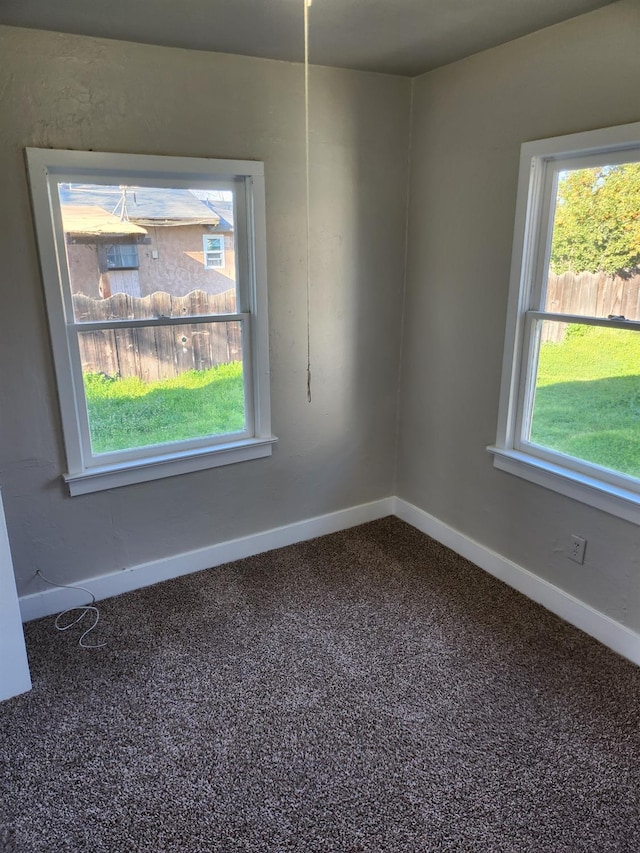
[203, 234, 225, 269]
[58, 183, 237, 320]
[529, 320, 640, 477]
[79, 321, 245, 454]
[544, 163, 640, 318]
[106, 243, 139, 270]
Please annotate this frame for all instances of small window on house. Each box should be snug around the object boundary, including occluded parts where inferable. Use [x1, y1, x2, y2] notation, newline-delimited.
[490, 121, 640, 523]
[106, 243, 139, 270]
[26, 149, 275, 495]
[203, 234, 225, 269]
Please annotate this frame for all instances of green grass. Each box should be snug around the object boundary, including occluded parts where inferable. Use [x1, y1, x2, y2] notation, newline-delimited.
[531, 325, 640, 476]
[84, 362, 245, 454]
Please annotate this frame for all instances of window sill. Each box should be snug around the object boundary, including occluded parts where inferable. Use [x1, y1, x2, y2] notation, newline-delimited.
[65, 436, 278, 496]
[487, 446, 640, 525]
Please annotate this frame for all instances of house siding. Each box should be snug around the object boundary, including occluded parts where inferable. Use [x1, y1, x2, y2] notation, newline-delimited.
[66, 225, 235, 299]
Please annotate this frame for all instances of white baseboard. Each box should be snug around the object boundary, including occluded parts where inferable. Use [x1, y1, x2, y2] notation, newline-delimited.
[19, 498, 395, 623]
[19, 493, 639, 668]
[393, 497, 640, 667]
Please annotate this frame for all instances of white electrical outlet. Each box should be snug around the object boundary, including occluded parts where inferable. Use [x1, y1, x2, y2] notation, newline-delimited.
[569, 534, 586, 564]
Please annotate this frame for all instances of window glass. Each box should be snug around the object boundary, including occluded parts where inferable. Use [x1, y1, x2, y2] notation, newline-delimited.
[543, 163, 640, 319]
[203, 235, 225, 269]
[106, 244, 139, 270]
[79, 321, 245, 454]
[58, 183, 238, 320]
[528, 321, 640, 479]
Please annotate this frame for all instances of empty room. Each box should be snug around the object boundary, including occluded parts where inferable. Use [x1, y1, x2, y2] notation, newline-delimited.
[0, 0, 639, 850]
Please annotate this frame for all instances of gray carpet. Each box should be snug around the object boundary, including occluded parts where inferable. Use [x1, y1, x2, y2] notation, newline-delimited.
[1, 517, 638, 852]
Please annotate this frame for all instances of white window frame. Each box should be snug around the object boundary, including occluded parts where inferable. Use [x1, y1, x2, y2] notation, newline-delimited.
[26, 148, 276, 496]
[203, 234, 225, 269]
[489, 121, 640, 524]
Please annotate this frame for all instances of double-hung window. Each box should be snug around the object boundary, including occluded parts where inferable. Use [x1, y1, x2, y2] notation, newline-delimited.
[27, 149, 275, 495]
[490, 121, 640, 523]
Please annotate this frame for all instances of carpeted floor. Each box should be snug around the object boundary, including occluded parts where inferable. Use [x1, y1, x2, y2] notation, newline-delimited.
[1, 517, 638, 852]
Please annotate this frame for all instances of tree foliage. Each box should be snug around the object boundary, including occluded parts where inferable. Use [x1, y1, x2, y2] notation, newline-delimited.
[549, 163, 640, 276]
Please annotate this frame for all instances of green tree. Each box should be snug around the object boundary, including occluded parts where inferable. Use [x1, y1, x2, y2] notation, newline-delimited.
[550, 163, 640, 276]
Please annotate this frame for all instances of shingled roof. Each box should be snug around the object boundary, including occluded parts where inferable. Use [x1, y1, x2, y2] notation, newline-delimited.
[58, 184, 233, 229]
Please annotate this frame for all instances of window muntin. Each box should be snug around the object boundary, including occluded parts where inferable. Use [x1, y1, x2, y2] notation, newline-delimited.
[27, 150, 274, 494]
[492, 122, 640, 518]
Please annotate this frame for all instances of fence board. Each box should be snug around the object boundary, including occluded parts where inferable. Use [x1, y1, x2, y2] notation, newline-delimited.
[542, 272, 640, 342]
[75, 289, 238, 380]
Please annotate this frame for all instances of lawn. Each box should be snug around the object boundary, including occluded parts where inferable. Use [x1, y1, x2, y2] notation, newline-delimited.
[531, 324, 640, 477]
[84, 362, 245, 454]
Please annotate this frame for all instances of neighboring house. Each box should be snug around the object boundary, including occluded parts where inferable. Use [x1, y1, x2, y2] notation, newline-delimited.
[59, 185, 236, 300]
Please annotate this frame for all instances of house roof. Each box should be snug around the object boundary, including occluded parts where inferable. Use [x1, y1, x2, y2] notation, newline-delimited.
[61, 205, 148, 237]
[58, 184, 233, 229]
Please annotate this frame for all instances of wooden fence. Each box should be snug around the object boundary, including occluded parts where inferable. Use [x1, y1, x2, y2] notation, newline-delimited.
[543, 271, 640, 342]
[74, 289, 242, 381]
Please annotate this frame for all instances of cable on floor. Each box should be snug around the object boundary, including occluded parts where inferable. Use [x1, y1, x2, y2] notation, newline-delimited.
[36, 569, 106, 649]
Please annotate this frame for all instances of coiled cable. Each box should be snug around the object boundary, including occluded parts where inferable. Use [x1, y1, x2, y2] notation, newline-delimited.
[36, 569, 106, 649]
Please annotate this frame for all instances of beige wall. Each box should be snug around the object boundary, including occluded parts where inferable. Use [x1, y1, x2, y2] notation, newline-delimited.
[0, 26, 410, 594]
[398, 0, 640, 632]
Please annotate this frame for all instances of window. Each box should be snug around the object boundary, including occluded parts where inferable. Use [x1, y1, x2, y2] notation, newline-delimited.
[27, 149, 275, 495]
[106, 243, 139, 270]
[490, 121, 640, 523]
[203, 234, 225, 269]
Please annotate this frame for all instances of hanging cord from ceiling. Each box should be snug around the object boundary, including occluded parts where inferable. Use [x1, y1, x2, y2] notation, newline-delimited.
[304, 0, 312, 403]
[36, 569, 106, 649]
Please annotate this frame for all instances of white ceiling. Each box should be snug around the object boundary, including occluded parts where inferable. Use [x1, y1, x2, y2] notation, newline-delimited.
[0, 0, 618, 76]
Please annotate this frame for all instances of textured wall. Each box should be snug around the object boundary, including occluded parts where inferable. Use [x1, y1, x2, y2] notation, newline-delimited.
[0, 26, 410, 594]
[397, 0, 640, 632]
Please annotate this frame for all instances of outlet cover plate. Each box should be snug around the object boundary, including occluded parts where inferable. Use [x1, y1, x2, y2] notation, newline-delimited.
[569, 534, 586, 564]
